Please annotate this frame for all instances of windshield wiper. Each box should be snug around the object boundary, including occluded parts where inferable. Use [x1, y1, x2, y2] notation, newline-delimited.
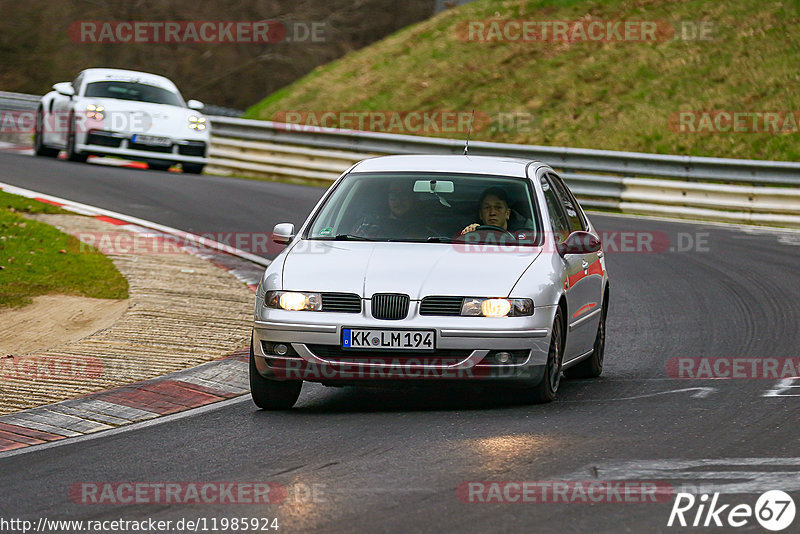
[333, 234, 376, 241]
[425, 236, 452, 243]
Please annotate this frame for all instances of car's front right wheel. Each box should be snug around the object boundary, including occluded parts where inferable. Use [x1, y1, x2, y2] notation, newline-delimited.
[65, 113, 88, 162]
[249, 339, 302, 410]
[34, 108, 59, 158]
[181, 163, 205, 174]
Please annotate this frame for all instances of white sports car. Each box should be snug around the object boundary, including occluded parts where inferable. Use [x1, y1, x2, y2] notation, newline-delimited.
[34, 68, 209, 173]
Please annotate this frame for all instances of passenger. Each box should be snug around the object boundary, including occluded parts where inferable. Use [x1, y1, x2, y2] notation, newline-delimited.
[352, 182, 429, 238]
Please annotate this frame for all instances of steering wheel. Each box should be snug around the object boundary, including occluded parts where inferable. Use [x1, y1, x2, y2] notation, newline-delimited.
[475, 224, 516, 239]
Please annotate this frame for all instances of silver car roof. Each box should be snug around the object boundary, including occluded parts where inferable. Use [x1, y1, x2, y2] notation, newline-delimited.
[349, 155, 548, 178]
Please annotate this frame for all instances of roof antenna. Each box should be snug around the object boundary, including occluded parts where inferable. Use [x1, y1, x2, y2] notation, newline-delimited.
[463, 109, 474, 155]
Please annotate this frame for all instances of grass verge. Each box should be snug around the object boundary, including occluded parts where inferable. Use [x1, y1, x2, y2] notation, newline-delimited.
[0, 191, 129, 308]
[245, 0, 800, 161]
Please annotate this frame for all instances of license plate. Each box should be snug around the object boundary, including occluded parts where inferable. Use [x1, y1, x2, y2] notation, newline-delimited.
[132, 134, 172, 146]
[342, 328, 435, 351]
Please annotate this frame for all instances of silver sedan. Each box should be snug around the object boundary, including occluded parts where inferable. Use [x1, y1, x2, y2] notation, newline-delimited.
[250, 155, 609, 409]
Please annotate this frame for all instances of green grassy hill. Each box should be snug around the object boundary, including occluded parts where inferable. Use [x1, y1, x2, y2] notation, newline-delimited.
[245, 0, 800, 161]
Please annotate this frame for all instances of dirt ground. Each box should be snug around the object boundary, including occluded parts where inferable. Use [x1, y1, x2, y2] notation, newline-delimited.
[0, 295, 128, 357]
[0, 214, 254, 415]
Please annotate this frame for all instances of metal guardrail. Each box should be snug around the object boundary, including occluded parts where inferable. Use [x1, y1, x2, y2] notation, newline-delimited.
[206, 116, 800, 227]
[3, 92, 799, 227]
[0, 91, 40, 111]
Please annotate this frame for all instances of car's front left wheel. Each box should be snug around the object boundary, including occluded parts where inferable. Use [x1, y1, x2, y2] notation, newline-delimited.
[249, 339, 302, 410]
[564, 298, 606, 379]
[522, 308, 564, 404]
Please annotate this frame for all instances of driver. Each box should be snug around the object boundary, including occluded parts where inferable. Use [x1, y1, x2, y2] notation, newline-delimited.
[460, 187, 512, 235]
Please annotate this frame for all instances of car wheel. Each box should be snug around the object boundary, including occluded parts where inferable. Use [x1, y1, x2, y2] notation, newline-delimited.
[523, 308, 564, 404]
[148, 162, 173, 172]
[564, 300, 606, 379]
[33, 108, 59, 158]
[249, 339, 302, 410]
[181, 163, 205, 174]
[66, 113, 88, 162]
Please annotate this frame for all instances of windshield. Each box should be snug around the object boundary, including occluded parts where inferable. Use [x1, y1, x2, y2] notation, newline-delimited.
[84, 81, 185, 106]
[307, 172, 541, 245]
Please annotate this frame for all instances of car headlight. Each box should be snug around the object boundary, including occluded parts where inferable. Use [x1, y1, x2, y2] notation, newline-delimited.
[460, 298, 533, 317]
[85, 104, 104, 120]
[265, 291, 322, 311]
[188, 115, 207, 130]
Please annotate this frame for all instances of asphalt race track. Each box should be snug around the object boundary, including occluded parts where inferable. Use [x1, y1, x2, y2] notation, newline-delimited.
[1, 151, 800, 533]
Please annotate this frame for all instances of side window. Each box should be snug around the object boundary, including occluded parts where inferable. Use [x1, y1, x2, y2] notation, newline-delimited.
[540, 175, 570, 242]
[548, 173, 585, 233]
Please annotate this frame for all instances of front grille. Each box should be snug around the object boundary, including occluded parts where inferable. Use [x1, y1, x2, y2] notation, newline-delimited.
[371, 293, 409, 320]
[321, 292, 361, 313]
[86, 131, 122, 148]
[420, 296, 464, 316]
[308, 344, 470, 363]
[177, 141, 206, 157]
[129, 141, 173, 153]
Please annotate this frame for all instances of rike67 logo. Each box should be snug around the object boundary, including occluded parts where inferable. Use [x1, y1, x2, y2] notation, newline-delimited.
[668, 490, 796, 531]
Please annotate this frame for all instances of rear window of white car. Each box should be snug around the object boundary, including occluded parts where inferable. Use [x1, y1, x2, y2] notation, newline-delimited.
[84, 81, 184, 107]
[306, 172, 541, 245]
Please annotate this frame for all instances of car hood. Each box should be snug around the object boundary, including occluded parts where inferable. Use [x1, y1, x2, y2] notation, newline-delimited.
[281, 240, 542, 299]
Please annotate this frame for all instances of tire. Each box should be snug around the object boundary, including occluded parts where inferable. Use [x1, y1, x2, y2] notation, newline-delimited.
[249, 339, 302, 410]
[148, 162, 173, 172]
[523, 308, 565, 404]
[181, 163, 205, 174]
[33, 108, 59, 158]
[564, 298, 607, 379]
[65, 113, 88, 162]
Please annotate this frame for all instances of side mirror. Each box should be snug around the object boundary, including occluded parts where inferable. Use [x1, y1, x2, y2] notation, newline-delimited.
[272, 223, 295, 245]
[187, 99, 205, 110]
[52, 82, 75, 97]
[558, 231, 601, 256]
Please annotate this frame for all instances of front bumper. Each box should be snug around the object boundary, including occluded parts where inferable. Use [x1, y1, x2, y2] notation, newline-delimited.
[251, 307, 555, 384]
[76, 130, 208, 164]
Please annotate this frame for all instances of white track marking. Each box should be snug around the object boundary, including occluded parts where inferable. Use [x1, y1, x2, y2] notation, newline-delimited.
[564, 458, 800, 494]
[0, 396, 251, 460]
[0, 181, 271, 267]
[763, 378, 800, 397]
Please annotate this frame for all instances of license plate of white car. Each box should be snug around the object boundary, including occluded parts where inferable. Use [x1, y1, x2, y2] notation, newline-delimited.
[132, 134, 172, 146]
[342, 328, 435, 351]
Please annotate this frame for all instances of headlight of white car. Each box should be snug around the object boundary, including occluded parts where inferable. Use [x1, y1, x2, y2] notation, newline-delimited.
[188, 115, 207, 130]
[85, 104, 104, 120]
[266, 291, 322, 311]
[461, 298, 533, 317]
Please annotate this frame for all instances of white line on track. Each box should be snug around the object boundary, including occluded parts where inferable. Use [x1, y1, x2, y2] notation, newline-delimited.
[0, 396, 251, 460]
[0, 181, 271, 267]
